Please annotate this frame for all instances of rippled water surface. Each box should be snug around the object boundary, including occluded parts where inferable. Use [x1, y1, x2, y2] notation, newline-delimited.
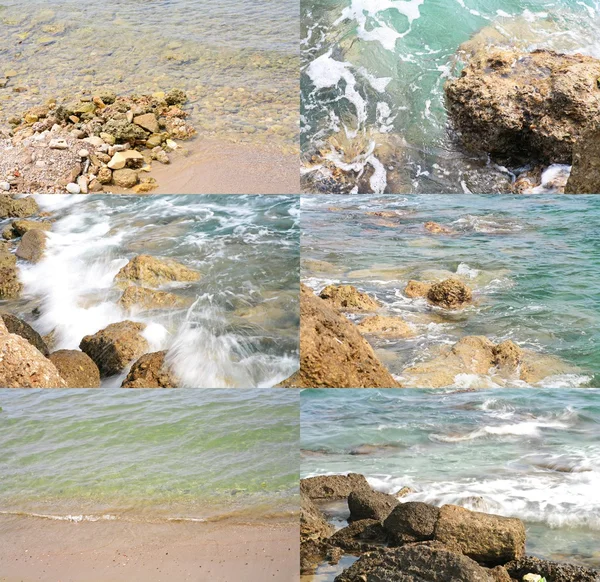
[301, 0, 600, 192]
[302, 195, 600, 387]
[301, 389, 600, 579]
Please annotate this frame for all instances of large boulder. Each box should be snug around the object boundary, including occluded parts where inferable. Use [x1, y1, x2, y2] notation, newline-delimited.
[319, 284, 381, 312]
[3, 219, 51, 240]
[334, 543, 496, 582]
[121, 351, 178, 388]
[279, 285, 399, 388]
[329, 519, 387, 553]
[383, 502, 440, 545]
[0, 331, 67, 388]
[565, 126, 600, 193]
[427, 279, 472, 309]
[0, 195, 39, 218]
[79, 320, 148, 377]
[118, 286, 185, 310]
[49, 350, 101, 388]
[301, 490, 335, 542]
[0, 314, 49, 356]
[301, 473, 371, 500]
[434, 504, 526, 566]
[405, 280, 431, 298]
[505, 556, 600, 582]
[357, 315, 415, 338]
[348, 488, 399, 522]
[115, 255, 200, 287]
[16, 229, 47, 263]
[445, 48, 600, 165]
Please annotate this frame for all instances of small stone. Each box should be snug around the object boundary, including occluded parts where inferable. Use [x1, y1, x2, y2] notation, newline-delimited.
[0, 182, 10, 192]
[107, 150, 144, 170]
[78, 149, 89, 158]
[88, 179, 103, 192]
[97, 167, 112, 184]
[66, 183, 81, 194]
[99, 132, 116, 146]
[77, 176, 88, 194]
[146, 134, 163, 148]
[49, 138, 69, 150]
[164, 138, 178, 151]
[83, 136, 105, 147]
[133, 113, 159, 134]
[152, 148, 170, 164]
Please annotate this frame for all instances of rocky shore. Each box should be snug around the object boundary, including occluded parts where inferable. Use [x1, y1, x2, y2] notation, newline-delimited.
[0, 89, 194, 194]
[0, 194, 198, 388]
[301, 473, 600, 582]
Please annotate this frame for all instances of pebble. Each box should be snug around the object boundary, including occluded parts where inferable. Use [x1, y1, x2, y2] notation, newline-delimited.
[78, 149, 90, 158]
[83, 136, 105, 147]
[77, 176, 89, 194]
[66, 183, 81, 194]
[49, 138, 69, 150]
[0, 181, 11, 191]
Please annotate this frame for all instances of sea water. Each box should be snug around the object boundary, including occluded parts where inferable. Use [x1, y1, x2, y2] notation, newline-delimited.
[301, 388, 600, 579]
[301, 194, 600, 387]
[301, 0, 600, 192]
[1, 194, 300, 388]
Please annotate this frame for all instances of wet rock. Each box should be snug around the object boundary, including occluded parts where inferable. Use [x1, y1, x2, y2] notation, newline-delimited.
[348, 488, 399, 522]
[489, 566, 513, 582]
[279, 285, 399, 388]
[505, 556, 600, 582]
[301, 490, 335, 541]
[121, 351, 178, 388]
[79, 320, 148, 377]
[445, 48, 600, 165]
[0, 195, 39, 218]
[3, 219, 51, 240]
[565, 126, 600, 193]
[111, 168, 139, 188]
[383, 502, 440, 545]
[357, 315, 415, 338]
[133, 113, 159, 134]
[0, 313, 49, 356]
[493, 340, 523, 370]
[102, 118, 148, 144]
[165, 89, 187, 105]
[319, 284, 381, 312]
[424, 221, 453, 234]
[15, 229, 47, 263]
[301, 473, 371, 501]
[118, 286, 185, 310]
[115, 255, 200, 288]
[335, 543, 496, 582]
[329, 519, 387, 553]
[404, 280, 431, 298]
[0, 265, 21, 299]
[434, 504, 526, 566]
[427, 279, 473, 309]
[49, 350, 101, 388]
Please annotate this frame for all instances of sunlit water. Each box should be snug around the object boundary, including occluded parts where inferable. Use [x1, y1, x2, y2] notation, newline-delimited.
[301, 0, 600, 192]
[0, 0, 299, 150]
[1, 194, 300, 388]
[301, 389, 600, 580]
[0, 389, 299, 522]
[301, 195, 600, 387]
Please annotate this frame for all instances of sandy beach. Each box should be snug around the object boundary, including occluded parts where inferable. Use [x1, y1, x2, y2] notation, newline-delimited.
[0, 515, 299, 582]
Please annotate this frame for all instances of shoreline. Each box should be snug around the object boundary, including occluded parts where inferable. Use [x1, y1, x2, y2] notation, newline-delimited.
[0, 513, 299, 582]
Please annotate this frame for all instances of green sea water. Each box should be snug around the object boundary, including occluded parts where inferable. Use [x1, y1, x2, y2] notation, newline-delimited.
[302, 194, 600, 387]
[0, 389, 299, 522]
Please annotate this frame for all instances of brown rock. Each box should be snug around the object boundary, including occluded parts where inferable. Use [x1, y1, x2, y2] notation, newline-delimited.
[489, 566, 513, 582]
[115, 255, 200, 288]
[121, 351, 178, 388]
[348, 488, 399, 522]
[0, 266, 21, 299]
[434, 504, 526, 566]
[329, 519, 387, 553]
[280, 284, 399, 388]
[383, 502, 440, 545]
[319, 284, 381, 312]
[505, 556, 600, 582]
[301, 490, 334, 542]
[301, 473, 371, 500]
[565, 126, 600, 193]
[0, 195, 39, 218]
[111, 168, 139, 188]
[424, 221, 453, 234]
[49, 350, 101, 388]
[427, 279, 473, 309]
[97, 166, 113, 184]
[16, 230, 47, 263]
[0, 314, 49, 356]
[357, 315, 415, 338]
[118, 286, 185, 310]
[133, 113, 160, 134]
[79, 321, 148, 377]
[493, 340, 523, 370]
[404, 280, 431, 298]
[3, 219, 51, 240]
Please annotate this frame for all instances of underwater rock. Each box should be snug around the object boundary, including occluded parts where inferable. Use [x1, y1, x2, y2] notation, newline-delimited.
[357, 315, 415, 338]
[301, 473, 371, 501]
[348, 488, 399, 522]
[424, 221, 454, 234]
[0, 313, 49, 356]
[121, 350, 178, 388]
[427, 279, 473, 309]
[118, 286, 185, 311]
[445, 48, 600, 165]
[383, 502, 440, 545]
[114, 255, 200, 288]
[79, 320, 148, 377]
[15, 229, 47, 263]
[49, 349, 101, 388]
[319, 284, 381, 312]
[404, 280, 432, 299]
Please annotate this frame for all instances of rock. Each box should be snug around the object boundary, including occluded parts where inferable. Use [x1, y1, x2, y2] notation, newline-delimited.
[97, 89, 117, 105]
[48, 138, 69, 150]
[79, 321, 149, 377]
[3, 219, 51, 239]
[279, 285, 399, 388]
[0, 182, 11, 192]
[395, 487, 416, 498]
[301, 473, 371, 500]
[0, 266, 21, 299]
[301, 490, 335, 542]
[434, 504, 526, 566]
[445, 48, 600, 165]
[489, 566, 513, 582]
[0, 332, 67, 388]
[383, 502, 440, 545]
[66, 183, 80, 194]
[77, 176, 89, 194]
[505, 557, 600, 582]
[132, 177, 159, 193]
[357, 315, 415, 338]
[16, 229, 47, 263]
[565, 126, 600, 193]
[152, 148, 170, 164]
[97, 166, 113, 184]
[107, 150, 145, 170]
[0, 195, 39, 218]
[121, 351, 178, 388]
[133, 113, 159, 134]
[404, 280, 431, 298]
[348, 488, 399, 522]
[0, 313, 49, 356]
[493, 340, 523, 370]
[329, 519, 387, 552]
[335, 543, 496, 582]
[425, 221, 453, 234]
[146, 134, 163, 148]
[111, 168, 139, 188]
[118, 286, 185, 310]
[165, 89, 187, 105]
[49, 350, 101, 388]
[319, 284, 381, 312]
[0, 243, 16, 269]
[102, 118, 148, 144]
[115, 255, 200, 287]
[427, 279, 473, 309]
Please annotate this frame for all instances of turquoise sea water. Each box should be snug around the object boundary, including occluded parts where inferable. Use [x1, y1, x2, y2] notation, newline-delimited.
[302, 194, 600, 387]
[0, 194, 299, 388]
[301, 389, 600, 577]
[301, 0, 600, 192]
[0, 389, 299, 522]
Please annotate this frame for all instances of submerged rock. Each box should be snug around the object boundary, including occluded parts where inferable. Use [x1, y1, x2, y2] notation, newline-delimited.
[445, 48, 600, 165]
[15, 229, 47, 263]
[357, 315, 415, 338]
[3, 219, 51, 239]
[79, 320, 148, 377]
[427, 279, 472, 309]
[404, 280, 432, 299]
[319, 284, 381, 312]
[301, 473, 371, 501]
[115, 255, 200, 288]
[49, 349, 101, 388]
[279, 285, 399, 388]
[424, 221, 454, 234]
[118, 286, 185, 310]
[0, 313, 49, 356]
[121, 351, 178, 388]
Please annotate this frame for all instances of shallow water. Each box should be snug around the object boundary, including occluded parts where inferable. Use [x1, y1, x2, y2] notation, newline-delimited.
[301, 194, 600, 387]
[0, 389, 299, 522]
[0, 0, 299, 150]
[300, 0, 600, 192]
[301, 388, 600, 578]
[1, 194, 300, 388]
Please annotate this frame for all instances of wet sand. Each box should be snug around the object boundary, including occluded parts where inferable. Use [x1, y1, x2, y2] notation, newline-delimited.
[0, 514, 299, 581]
[152, 138, 300, 194]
